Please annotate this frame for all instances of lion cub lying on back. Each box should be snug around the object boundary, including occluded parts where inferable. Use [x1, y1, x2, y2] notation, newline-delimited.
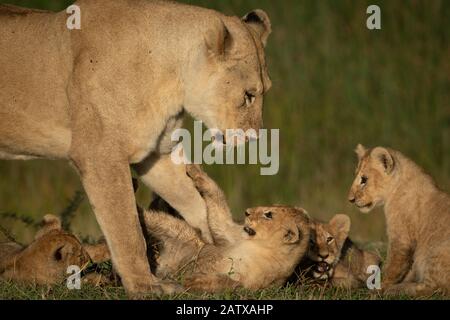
[306, 214, 381, 288]
[142, 165, 311, 292]
[349, 144, 450, 296]
[0, 215, 109, 285]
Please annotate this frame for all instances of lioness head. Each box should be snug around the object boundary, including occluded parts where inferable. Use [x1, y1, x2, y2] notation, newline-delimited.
[183, 10, 272, 138]
[348, 144, 398, 213]
[308, 214, 351, 280]
[243, 205, 310, 249]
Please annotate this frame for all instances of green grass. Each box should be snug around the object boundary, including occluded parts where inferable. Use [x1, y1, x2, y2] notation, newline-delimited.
[0, 0, 449, 300]
[0, 280, 447, 300]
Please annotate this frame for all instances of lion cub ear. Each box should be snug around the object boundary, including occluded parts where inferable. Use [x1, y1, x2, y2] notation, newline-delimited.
[242, 9, 272, 47]
[329, 214, 351, 243]
[355, 144, 367, 160]
[283, 227, 300, 244]
[371, 147, 395, 174]
[35, 214, 62, 240]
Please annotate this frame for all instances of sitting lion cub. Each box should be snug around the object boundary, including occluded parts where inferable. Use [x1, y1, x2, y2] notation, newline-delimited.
[348, 144, 450, 296]
[141, 165, 311, 292]
[307, 214, 381, 288]
[0, 215, 110, 285]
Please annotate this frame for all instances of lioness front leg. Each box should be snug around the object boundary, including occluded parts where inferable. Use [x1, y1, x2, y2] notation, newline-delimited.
[134, 154, 213, 243]
[73, 154, 180, 296]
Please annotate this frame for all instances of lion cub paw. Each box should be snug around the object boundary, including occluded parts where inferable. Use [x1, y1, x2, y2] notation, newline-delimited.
[186, 165, 215, 194]
[128, 279, 185, 299]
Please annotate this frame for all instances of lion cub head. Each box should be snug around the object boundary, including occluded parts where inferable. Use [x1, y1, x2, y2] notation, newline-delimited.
[308, 214, 351, 280]
[183, 10, 272, 136]
[243, 205, 310, 250]
[348, 144, 399, 213]
[0, 215, 90, 285]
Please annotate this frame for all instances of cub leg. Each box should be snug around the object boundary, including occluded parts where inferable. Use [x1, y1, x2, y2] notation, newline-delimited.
[186, 164, 242, 244]
[383, 282, 435, 297]
[382, 239, 413, 288]
[73, 155, 180, 296]
[134, 154, 213, 243]
[141, 210, 205, 278]
[331, 264, 362, 289]
[141, 210, 204, 246]
[185, 273, 241, 293]
[83, 242, 111, 264]
[385, 244, 450, 297]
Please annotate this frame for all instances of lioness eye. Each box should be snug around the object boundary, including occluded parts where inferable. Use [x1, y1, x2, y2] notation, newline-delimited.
[327, 236, 334, 243]
[244, 91, 255, 106]
[360, 176, 368, 185]
[263, 211, 272, 219]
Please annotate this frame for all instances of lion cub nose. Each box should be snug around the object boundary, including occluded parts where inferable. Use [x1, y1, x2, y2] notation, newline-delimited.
[318, 253, 329, 260]
[348, 197, 356, 203]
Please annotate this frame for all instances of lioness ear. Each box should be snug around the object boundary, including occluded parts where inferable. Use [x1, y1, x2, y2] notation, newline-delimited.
[242, 9, 272, 47]
[355, 144, 367, 160]
[204, 21, 233, 58]
[371, 147, 395, 174]
[283, 227, 300, 244]
[329, 214, 351, 242]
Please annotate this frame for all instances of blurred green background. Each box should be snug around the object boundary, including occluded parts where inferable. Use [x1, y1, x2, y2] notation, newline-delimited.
[1, 0, 449, 245]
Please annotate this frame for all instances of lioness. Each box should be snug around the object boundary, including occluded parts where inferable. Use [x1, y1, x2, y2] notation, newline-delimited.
[0, 0, 271, 294]
[141, 165, 311, 292]
[0, 215, 109, 285]
[307, 214, 381, 288]
[348, 144, 450, 296]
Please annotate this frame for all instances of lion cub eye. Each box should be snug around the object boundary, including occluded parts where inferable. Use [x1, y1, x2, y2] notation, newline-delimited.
[326, 236, 334, 243]
[360, 176, 368, 185]
[244, 91, 255, 106]
[263, 211, 273, 219]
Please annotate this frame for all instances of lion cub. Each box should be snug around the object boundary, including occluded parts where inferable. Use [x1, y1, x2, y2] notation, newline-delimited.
[0, 215, 110, 285]
[307, 214, 381, 288]
[348, 144, 450, 296]
[142, 165, 311, 292]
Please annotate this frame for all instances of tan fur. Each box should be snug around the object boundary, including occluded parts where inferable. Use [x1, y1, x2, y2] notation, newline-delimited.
[308, 214, 381, 288]
[0, 215, 89, 284]
[141, 165, 310, 292]
[348, 144, 450, 296]
[0, 215, 111, 285]
[0, 0, 271, 295]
